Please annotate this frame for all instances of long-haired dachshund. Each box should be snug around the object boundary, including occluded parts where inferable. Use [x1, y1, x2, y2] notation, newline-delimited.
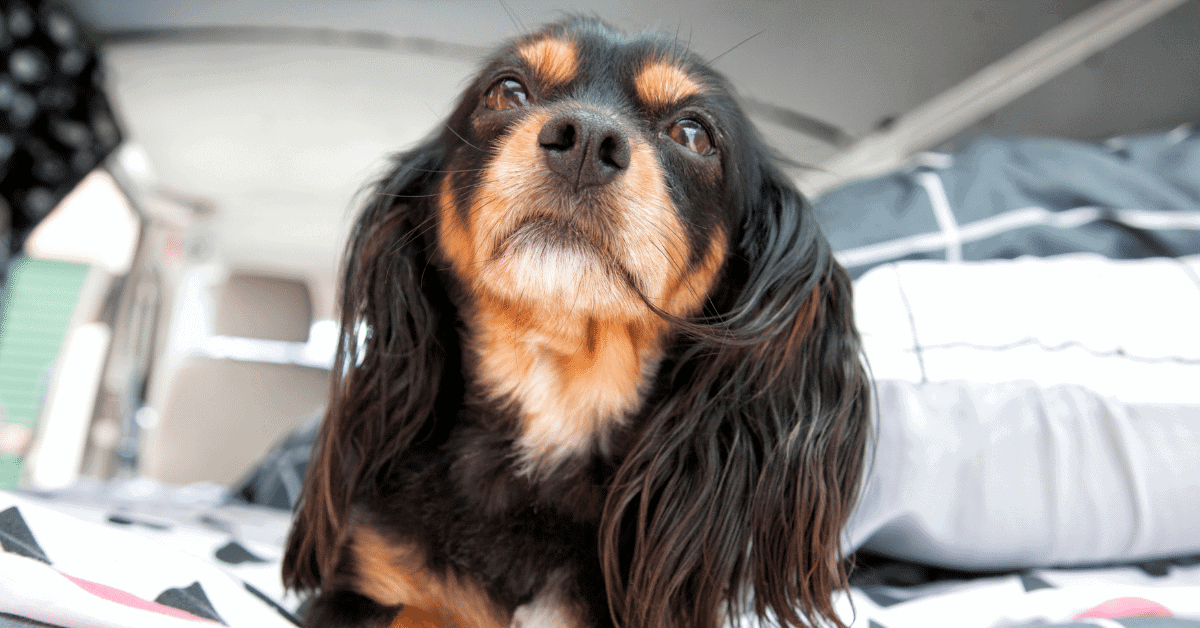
[283, 16, 871, 628]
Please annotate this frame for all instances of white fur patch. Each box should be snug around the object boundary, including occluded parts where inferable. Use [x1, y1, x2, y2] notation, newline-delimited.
[510, 573, 587, 628]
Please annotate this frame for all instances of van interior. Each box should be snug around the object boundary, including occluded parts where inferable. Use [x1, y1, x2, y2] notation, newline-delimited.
[1, 1, 1199, 626]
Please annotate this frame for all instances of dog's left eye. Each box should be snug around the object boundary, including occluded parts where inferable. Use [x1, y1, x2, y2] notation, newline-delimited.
[667, 118, 714, 155]
[484, 78, 528, 111]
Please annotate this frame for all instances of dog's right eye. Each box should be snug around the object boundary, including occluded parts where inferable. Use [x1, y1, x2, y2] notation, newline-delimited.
[484, 79, 528, 111]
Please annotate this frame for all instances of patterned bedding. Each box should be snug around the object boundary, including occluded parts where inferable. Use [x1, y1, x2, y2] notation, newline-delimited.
[0, 485, 299, 627]
[3, 484, 1200, 627]
[813, 124, 1200, 277]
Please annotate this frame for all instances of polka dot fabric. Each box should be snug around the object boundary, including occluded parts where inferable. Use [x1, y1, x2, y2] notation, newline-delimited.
[1, 0, 122, 260]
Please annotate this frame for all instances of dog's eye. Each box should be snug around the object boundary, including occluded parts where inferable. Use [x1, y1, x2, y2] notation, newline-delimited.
[667, 118, 714, 155]
[484, 78, 528, 111]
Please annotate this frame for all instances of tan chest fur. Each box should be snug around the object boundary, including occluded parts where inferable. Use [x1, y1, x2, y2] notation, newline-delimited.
[469, 296, 666, 474]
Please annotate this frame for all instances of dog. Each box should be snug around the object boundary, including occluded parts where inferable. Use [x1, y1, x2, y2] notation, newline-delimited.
[283, 16, 871, 628]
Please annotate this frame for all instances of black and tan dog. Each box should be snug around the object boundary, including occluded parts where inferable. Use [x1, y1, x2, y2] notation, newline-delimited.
[283, 16, 871, 628]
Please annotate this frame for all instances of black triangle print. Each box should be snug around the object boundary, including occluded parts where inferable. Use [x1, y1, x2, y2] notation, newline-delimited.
[154, 582, 227, 625]
[859, 586, 904, 608]
[1020, 573, 1055, 592]
[0, 613, 68, 627]
[214, 540, 266, 565]
[243, 581, 303, 626]
[0, 506, 51, 564]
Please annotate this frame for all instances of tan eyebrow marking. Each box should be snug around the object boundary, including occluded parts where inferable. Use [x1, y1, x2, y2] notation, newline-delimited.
[635, 60, 704, 108]
[516, 38, 578, 87]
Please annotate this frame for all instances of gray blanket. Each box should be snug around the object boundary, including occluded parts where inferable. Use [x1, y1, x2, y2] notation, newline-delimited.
[813, 124, 1200, 277]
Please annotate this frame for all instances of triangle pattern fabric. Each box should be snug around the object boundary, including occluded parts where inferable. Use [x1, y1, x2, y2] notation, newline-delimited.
[0, 612, 66, 627]
[1021, 574, 1056, 592]
[154, 581, 227, 625]
[0, 507, 50, 564]
[214, 540, 266, 565]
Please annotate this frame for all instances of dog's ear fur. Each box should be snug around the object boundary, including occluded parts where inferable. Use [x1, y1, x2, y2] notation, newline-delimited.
[282, 137, 458, 592]
[600, 160, 871, 628]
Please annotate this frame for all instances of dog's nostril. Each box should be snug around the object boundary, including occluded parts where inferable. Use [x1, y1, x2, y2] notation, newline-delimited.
[598, 135, 630, 170]
[538, 118, 577, 151]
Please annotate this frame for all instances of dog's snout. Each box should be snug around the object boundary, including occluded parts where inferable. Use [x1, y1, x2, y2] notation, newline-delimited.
[538, 110, 631, 190]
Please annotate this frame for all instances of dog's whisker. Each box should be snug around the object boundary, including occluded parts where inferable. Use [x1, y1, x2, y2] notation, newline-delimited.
[671, 21, 683, 61]
[393, 213, 442, 251]
[377, 191, 442, 199]
[498, 0, 527, 35]
[431, 106, 486, 152]
[377, 179, 484, 199]
[402, 166, 490, 175]
[388, 162, 488, 177]
[705, 28, 767, 66]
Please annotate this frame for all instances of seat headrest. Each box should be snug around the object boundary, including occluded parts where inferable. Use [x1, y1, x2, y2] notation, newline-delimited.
[214, 272, 312, 342]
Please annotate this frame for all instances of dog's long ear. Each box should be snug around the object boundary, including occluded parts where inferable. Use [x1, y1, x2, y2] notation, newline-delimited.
[283, 137, 454, 593]
[601, 163, 871, 628]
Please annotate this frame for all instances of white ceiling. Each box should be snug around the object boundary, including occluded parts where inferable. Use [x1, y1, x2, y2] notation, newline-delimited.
[62, 0, 1199, 301]
[101, 41, 467, 277]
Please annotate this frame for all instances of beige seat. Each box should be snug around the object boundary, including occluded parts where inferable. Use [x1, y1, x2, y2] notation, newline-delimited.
[142, 273, 329, 485]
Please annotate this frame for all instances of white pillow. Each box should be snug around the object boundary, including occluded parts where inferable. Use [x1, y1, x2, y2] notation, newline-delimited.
[846, 255, 1200, 568]
[854, 253, 1200, 404]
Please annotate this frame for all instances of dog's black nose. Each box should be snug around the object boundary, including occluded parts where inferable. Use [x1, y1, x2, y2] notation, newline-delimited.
[538, 110, 631, 190]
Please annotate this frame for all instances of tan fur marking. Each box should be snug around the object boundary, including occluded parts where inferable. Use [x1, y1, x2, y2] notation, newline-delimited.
[662, 228, 728, 315]
[388, 606, 442, 628]
[471, 295, 666, 473]
[435, 174, 476, 274]
[353, 526, 508, 628]
[635, 60, 704, 108]
[517, 38, 578, 88]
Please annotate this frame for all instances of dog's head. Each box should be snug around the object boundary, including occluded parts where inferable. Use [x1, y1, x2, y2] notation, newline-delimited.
[435, 17, 742, 323]
[286, 17, 871, 628]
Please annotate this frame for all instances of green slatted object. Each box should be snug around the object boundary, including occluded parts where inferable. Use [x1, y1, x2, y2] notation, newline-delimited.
[0, 257, 91, 486]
